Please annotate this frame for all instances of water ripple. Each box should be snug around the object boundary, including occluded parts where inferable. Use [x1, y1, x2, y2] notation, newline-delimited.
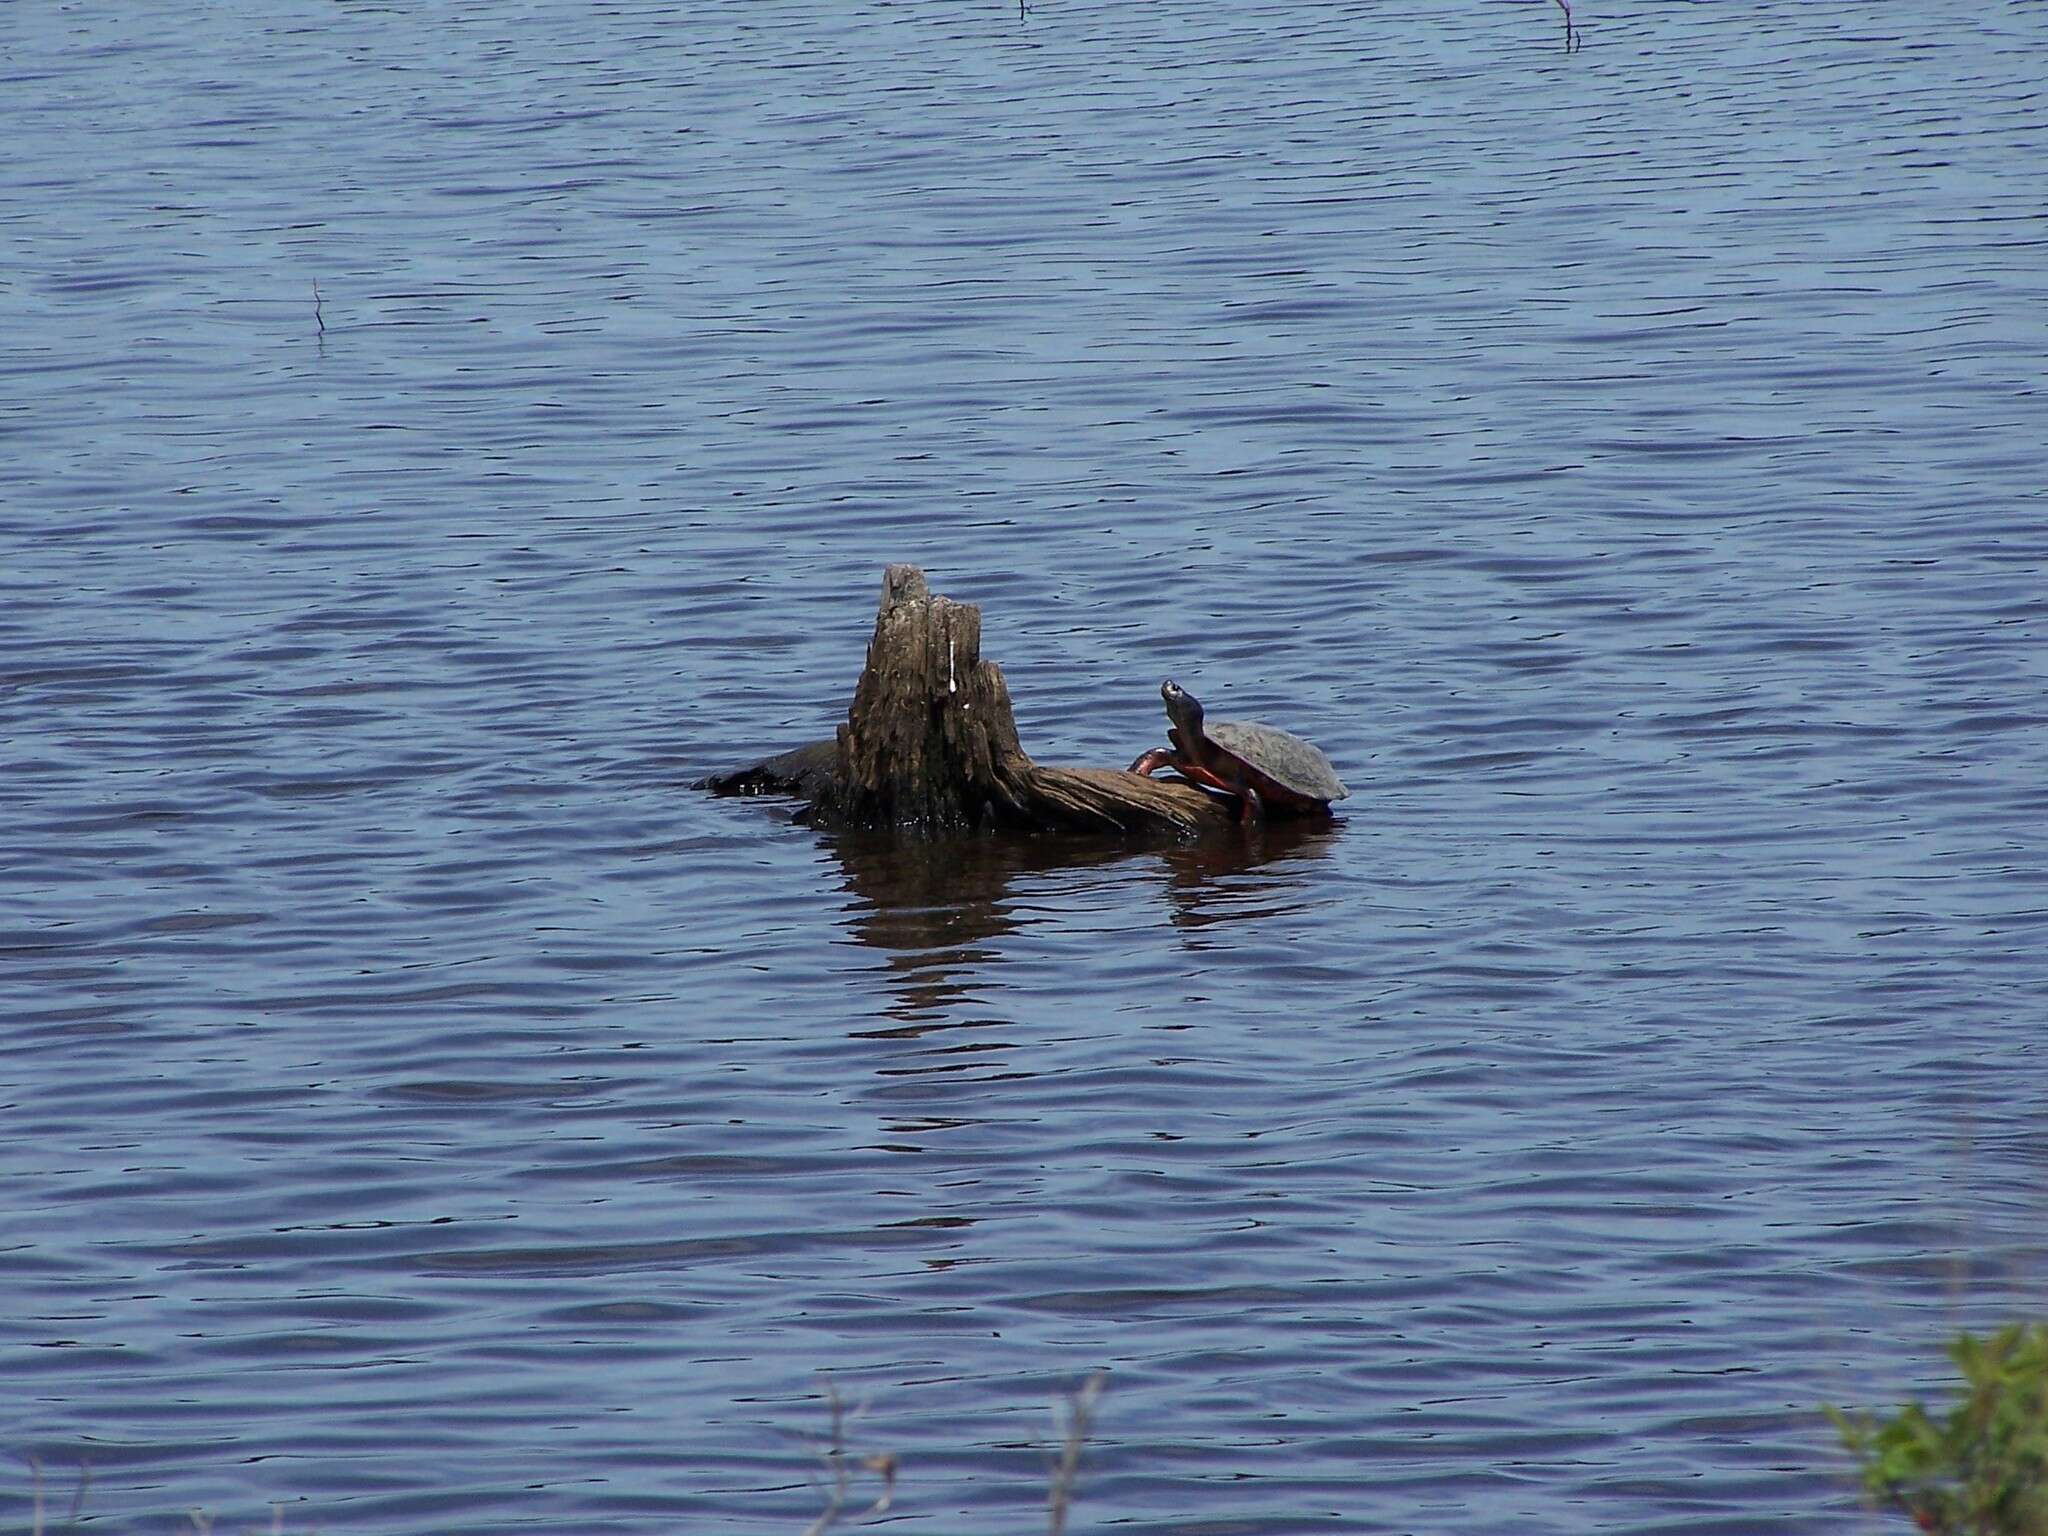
[5, 1, 2047, 1533]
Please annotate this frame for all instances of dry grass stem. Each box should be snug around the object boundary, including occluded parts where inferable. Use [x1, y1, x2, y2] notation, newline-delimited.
[801, 1378, 896, 1535]
[1046, 1373, 1106, 1536]
[16, 1458, 308, 1536]
[22, 1455, 93, 1536]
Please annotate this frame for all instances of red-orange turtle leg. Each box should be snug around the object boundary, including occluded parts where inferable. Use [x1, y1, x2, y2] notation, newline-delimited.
[1173, 761, 1260, 823]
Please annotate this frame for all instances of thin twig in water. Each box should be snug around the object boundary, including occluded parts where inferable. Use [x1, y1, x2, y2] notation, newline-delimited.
[801, 1378, 896, 1535]
[801, 1380, 851, 1536]
[862, 1453, 897, 1522]
[19, 1459, 307, 1535]
[312, 279, 326, 338]
[1554, 0, 1582, 52]
[1046, 1373, 1105, 1536]
[20, 1456, 94, 1536]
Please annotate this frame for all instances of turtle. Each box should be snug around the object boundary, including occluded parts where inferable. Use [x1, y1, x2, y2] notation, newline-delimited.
[1129, 679, 1349, 822]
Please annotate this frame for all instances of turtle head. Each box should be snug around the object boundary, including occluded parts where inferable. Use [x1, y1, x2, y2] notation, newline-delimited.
[1160, 679, 1205, 739]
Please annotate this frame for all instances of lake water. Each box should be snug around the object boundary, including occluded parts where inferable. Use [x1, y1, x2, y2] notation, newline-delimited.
[5, 1, 2046, 1531]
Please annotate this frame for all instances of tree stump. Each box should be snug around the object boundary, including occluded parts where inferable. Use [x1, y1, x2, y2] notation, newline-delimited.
[703, 565, 1227, 837]
[808, 564, 1034, 832]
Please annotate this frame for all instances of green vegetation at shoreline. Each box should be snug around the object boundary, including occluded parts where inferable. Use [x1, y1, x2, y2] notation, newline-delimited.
[1830, 1322, 2048, 1535]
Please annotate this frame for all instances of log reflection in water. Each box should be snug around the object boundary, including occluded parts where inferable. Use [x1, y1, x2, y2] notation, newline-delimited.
[823, 820, 1342, 1019]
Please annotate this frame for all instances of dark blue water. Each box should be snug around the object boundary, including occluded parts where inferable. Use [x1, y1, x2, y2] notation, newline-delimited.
[5, 2, 2046, 1531]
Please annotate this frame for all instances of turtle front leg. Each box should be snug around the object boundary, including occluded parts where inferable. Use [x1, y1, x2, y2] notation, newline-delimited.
[1197, 760, 1263, 824]
[1176, 761, 1261, 823]
[1129, 747, 1180, 777]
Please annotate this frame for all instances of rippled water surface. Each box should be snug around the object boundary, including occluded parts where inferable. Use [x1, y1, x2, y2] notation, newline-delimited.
[5, 2, 2047, 1531]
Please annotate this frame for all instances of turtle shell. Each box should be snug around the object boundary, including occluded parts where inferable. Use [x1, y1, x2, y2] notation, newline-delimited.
[1205, 719, 1349, 803]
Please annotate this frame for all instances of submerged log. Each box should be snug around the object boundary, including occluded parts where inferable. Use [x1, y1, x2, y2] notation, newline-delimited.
[703, 564, 1226, 837]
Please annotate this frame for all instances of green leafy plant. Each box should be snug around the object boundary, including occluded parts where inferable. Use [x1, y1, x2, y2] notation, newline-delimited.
[1829, 1322, 2048, 1534]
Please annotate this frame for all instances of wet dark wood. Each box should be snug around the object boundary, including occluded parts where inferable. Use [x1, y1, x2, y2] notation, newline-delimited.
[702, 564, 1227, 837]
[698, 739, 837, 800]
